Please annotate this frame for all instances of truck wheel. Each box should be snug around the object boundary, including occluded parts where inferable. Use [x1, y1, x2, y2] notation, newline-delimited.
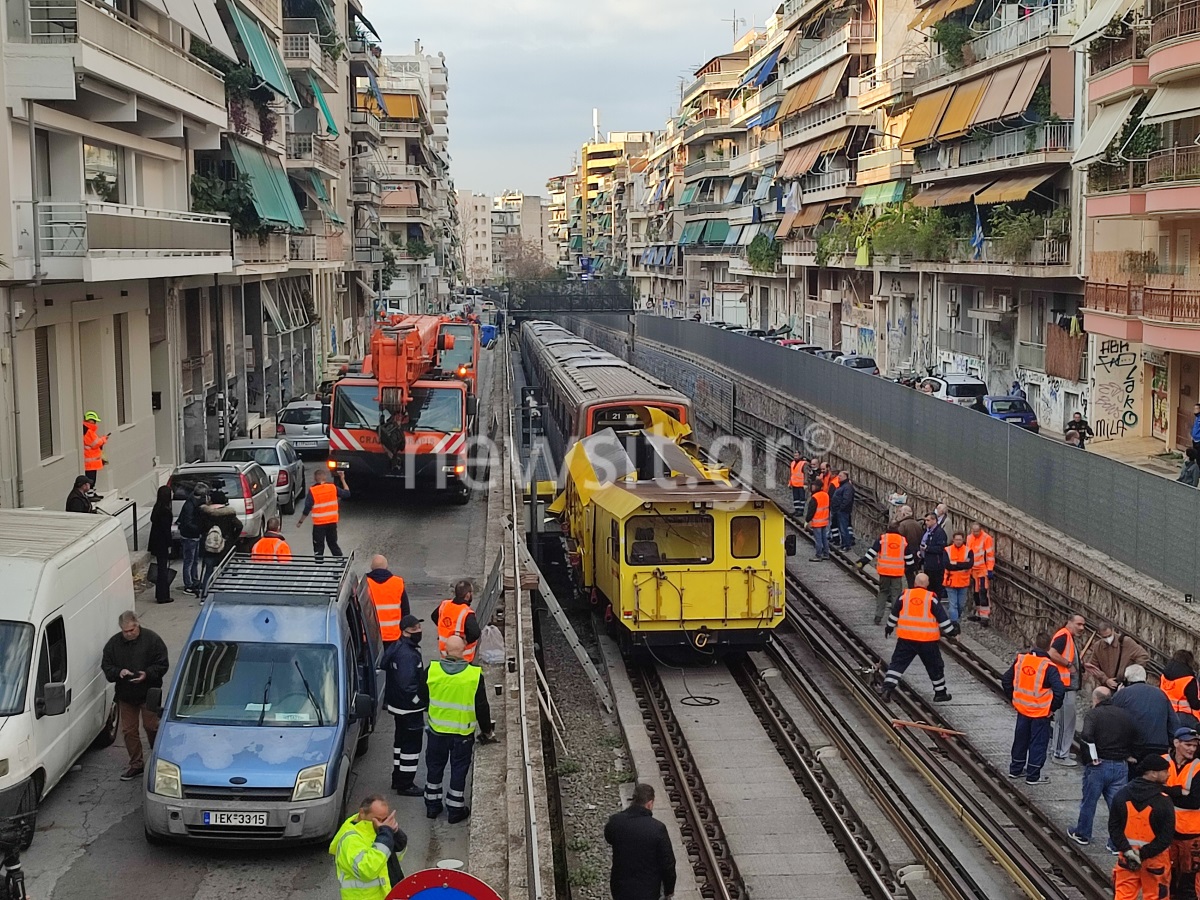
[452, 485, 470, 506]
[92, 699, 119, 749]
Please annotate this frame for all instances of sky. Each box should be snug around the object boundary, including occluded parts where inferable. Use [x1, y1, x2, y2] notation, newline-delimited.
[371, 0, 764, 198]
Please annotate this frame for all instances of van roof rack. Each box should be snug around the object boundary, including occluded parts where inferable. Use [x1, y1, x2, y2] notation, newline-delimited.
[206, 553, 355, 601]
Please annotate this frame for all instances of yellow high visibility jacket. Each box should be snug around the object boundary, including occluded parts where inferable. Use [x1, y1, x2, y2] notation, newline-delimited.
[329, 815, 400, 900]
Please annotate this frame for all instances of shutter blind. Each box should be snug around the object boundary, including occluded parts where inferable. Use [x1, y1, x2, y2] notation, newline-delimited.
[35, 326, 53, 459]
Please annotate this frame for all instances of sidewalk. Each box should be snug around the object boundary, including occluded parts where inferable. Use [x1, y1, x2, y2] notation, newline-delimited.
[1085, 435, 1184, 480]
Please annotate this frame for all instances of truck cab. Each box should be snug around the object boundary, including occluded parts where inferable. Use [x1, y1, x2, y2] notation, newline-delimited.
[143, 554, 383, 845]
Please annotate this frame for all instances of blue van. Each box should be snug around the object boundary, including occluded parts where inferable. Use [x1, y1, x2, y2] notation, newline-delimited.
[142, 555, 383, 844]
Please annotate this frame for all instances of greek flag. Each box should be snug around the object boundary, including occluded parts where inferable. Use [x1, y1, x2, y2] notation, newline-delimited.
[971, 206, 985, 260]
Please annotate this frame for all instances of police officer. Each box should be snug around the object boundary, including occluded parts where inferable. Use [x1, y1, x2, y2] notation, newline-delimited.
[1003, 631, 1064, 786]
[857, 524, 913, 626]
[251, 517, 291, 560]
[365, 554, 410, 648]
[329, 794, 407, 900]
[1164, 726, 1200, 900]
[788, 450, 807, 515]
[296, 466, 350, 560]
[382, 615, 427, 796]
[1110, 755, 1174, 900]
[881, 573, 955, 703]
[432, 579, 481, 662]
[424, 636, 496, 824]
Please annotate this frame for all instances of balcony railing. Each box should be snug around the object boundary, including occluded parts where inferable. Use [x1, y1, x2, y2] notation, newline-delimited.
[1150, 0, 1200, 45]
[347, 38, 381, 74]
[1146, 145, 1200, 184]
[782, 96, 858, 140]
[683, 113, 732, 140]
[800, 168, 855, 195]
[281, 31, 337, 84]
[286, 133, 340, 171]
[936, 329, 985, 356]
[916, 4, 1068, 82]
[942, 237, 1071, 266]
[1089, 29, 1148, 74]
[14, 201, 229, 258]
[1086, 160, 1148, 193]
[354, 240, 384, 265]
[1017, 341, 1046, 370]
[289, 232, 344, 262]
[381, 121, 422, 135]
[781, 21, 875, 84]
[857, 146, 915, 175]
[925, 121, 1076, 169]
[858, 54, 920, 95]
[23, 0, 225, 108]
[1084, 281, 1142, 314]
[684, 157, 730, 177]
[234, 232, 288, 266]
[349, 109, 381, 139]
[1144, 286, 1200, 322]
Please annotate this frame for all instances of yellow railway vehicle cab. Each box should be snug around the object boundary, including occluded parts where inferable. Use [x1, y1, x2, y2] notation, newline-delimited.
[551, 423, 795, 652]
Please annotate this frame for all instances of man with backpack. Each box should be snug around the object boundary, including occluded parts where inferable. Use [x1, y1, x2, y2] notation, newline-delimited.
[198, 490, 242, 596]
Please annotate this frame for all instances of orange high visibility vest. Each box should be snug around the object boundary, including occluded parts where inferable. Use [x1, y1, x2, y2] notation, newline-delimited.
[1011, 653, 1053, 718]
[789, 461, 806, 488]
[809, 490, 830, 527]
[946, 544, 972, 588]
[309, 482, 339, 525]
[83, 423, 106, 471]
[251, 536, 292, 561]
[1052, 627, 1077, 688]
[1161, 674, 1198, 718]
[436, 599, 477, 662]
[895, 588, 941, 642]
[1165, 755, 1200, 834]
[367, 575, 406, 642]
[1123, 802, 1158, 848]
[876, 534, 907, 578]
[966, 531, 995, 576]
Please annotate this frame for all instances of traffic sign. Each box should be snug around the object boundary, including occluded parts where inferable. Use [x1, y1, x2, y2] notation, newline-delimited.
[385, 869, 503, 900]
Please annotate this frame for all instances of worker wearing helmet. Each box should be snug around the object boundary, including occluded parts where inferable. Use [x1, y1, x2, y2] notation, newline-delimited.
[82, 411, 109, 487]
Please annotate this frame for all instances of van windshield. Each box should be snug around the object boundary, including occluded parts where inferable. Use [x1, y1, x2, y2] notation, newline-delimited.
[171, 641, 338, 727]
[0, 622, 34, 716]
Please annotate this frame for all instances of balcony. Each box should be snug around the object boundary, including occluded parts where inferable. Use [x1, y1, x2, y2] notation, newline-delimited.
[289, 232, 344, 263]
[856, 147, 915, 185]
[684, 157, 730, 178]
[351, 175, 382, 202]
[285, 133, 340, 176]
[735, 140, 781, 173]
[355, 239, 384, 266]
[918, 237, 1072, 272]
[11, 0, 226, 125]
[347, 39, 381, 76]
[381, 121, 424, 136]
[780, 20, 876, 88]
[800, 167, 857, 201]
[915, 4, 1069, 86]
[11, 201, 231, 281]
[682, 72, 739, 104]
[936, 329, 985, 356]
[915, 121, 1075, 180]
[380, 205, 431, 223]
[1017, 341, 1046, 370]
[282, 30, 338, 90]
[857, 55, 919, 111]
[782, 238, 818, 265]
[384, 162, 430, 185]
[240, 0, 280, 30]
[233, 232, 288, 270]
[683, 113, 734, 142]
[349, 109, 382, 142]
[782, 96, 871, 146]
[1088, 31, 1152, 101]
[1144, 146, 1200, 214]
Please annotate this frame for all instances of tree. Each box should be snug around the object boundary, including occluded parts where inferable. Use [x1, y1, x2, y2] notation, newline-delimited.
[494, 235, 555, 281]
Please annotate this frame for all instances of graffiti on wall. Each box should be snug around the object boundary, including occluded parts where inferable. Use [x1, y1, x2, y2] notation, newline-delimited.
[1091, 338, 1142, 441]
[858, 327, 876, 359]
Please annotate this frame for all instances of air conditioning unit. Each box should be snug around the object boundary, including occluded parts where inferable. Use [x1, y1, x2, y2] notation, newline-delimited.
[821, 289, 842, 304]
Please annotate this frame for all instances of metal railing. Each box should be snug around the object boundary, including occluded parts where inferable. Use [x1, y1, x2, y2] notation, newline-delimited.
[282, 30, 337, 83]
[289, 233, 343, 262]
[782, 96, 858, 139]
[1017, 341, 1046, 370]
[1146, 145, 1200, 183]
[683, 112, 733, 140]
[1088, 29, 1148, 74]
[917, 4, 1067, 81]
[347, 38, 381, 73]
[683, 157, 730, 177]
[945, 236, 1071, 266]
[800, 167, 855, 195]
[1144, 286, 1200, 322]
[381, 121, 422, 134]
[14, 200, 229, 258]
[936, 328, 985, 356]
[858, 54, 921, 95]
[1086, 160, 1148, 193]
[1150, 0, 1200, 44]
[857, 146, 914, 175]
[286, 133, 340, 171]
[24, 0, 225, 107]
[939, 121, 1075, 168]
[781, 20, 875, 84]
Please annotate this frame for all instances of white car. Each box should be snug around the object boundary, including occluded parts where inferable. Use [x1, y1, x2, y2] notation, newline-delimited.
[920, 374, 989, 406]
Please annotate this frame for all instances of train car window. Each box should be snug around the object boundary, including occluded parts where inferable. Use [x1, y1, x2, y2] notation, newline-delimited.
[610, 519, 619, 562]
[625, 515, 713, 565]
[731, 516, 762, 559]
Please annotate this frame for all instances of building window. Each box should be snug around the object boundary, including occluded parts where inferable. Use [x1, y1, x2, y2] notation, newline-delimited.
[114, 313, 131, 425]
[35, 326, 55, 460]
[84, 140, 121, 203]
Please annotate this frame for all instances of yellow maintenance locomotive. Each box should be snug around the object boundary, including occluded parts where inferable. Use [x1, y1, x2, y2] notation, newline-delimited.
[522, 321, 794, 652]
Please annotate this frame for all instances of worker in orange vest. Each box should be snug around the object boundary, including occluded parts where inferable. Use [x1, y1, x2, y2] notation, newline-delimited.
[857, 525, 913, 625]
[1164, 725, 1200, 899]
[942, 531, 974, 625]
[82, 411, 109, 487]
[966, 522, 995, 627]
[805, 482, 831, 562]
[1049, 613, 1086, 766]
[295, 466, 350, 560]
[880, 573, 956, 703]
[431, 579, 480, 662]
[251, 517, 291, 560]
[1161, 650, 1200, 724]
[1109, 755, 1174, 900]
[366, 554, 410, 647]
[788, 450, 807, 515]
[1002, 630, 1064, 786]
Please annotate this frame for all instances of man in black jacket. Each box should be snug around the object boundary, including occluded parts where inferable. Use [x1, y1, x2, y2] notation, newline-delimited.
[176, 483, 208, 594]
[604, 783, 676, 900]
[918, 512, 949, 598]
[1109, 755, 1174, 898]
[65, 475, 94, 514]
[1069, 686, 1138, 846]
[382, 615, 428, 796]
[100, 611, 170, 781]
[830, 472, 855, 551]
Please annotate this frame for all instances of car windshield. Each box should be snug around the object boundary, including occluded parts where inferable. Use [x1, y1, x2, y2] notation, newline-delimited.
[0, 622, 33, 716]
[439, 324, 476, 371]
[332, 384, 381, 429]
[171, 641, 338, 727]
[406, 387, 463, 434]
[222, 447, 280, 466]
[947, 382, 988, 398]
[990, 399, 1033, 414]
[170, 472, 246, 500]
[280, 407, 323, 425]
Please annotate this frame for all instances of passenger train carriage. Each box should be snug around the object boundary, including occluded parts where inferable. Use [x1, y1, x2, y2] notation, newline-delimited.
[520, 320, 793, 652]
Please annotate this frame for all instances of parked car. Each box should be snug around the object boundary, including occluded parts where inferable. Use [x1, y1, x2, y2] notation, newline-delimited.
[778, 340, 822, 354]
[814, 349, 844, 361]
[168, 462, 278, 544]
[983, 395, 1040, 432]
[839, 355, 880, 375]
[277, 399, 329, 456]
[919, 374, 989, 407]
[220, 438, 306, 515]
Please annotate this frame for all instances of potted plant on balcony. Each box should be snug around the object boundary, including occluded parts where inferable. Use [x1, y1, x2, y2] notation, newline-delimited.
[932, 19, 973, 69]
[747, 233, 783, 272]
[990, 204, 1044, 263]
[191, 172, 273, 241]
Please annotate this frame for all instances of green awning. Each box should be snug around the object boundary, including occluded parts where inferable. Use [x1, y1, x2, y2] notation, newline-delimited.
[569, 235, 583, 250]
[229, 139, 305, 231]
[859, 184, 882, 206]
[227, 0, 300, 106]
[701, 219, 731, 244]
[308, 72, 339, 137]
[678, 222, 703, 245]
[680, 184, 699, 205]
[308, 172, 344, 225]
[861, 180, 907, 207]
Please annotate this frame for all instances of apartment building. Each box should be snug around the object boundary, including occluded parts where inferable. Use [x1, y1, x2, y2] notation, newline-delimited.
[491, 191, 554, 278]
[630, 124, 687, 313]
[545, 173, 577, 272]
[571, 133, 652, 277]
[458, 192, 493, 284]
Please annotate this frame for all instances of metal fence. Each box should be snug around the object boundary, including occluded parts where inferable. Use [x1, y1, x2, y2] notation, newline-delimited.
[626, 316, 1197, 597]
[508, 278, 637, 314]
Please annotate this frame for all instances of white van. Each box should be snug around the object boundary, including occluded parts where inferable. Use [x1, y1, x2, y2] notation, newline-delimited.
[0, 511, 133, 834]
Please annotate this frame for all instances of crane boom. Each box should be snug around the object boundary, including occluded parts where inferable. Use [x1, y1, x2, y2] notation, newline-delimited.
[363, 314, 453, 413]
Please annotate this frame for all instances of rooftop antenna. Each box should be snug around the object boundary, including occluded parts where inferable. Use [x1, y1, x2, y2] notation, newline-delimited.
[723, 9, 747, 42]
[592, 108, 600, 143]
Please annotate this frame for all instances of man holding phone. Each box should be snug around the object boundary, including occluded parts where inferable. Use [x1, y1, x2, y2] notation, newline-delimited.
[330, 795, 408, 900]
[100, 611, 170, 782]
